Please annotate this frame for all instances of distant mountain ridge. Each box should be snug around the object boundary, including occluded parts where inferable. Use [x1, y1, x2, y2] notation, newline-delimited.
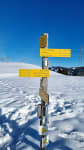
[49, 66, 84, 76]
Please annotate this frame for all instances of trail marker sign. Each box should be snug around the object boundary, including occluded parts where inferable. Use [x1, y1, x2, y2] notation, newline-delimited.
[40, 35, 47, 48]
[19, 69, 49, 78]
[40, 48, 71, 57]
[40, 126, 48, 135]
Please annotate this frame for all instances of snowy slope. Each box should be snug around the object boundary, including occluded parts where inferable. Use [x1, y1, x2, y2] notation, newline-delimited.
[0, 62, 41, 78]
[0, 62, 84, 150]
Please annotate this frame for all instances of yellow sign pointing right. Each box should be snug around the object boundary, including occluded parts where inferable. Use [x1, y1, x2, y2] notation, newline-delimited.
[40, 48, 71, 57]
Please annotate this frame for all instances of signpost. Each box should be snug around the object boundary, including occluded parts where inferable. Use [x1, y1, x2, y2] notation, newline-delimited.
[19, 33, 71, 150]
[39, 33, 49, 150]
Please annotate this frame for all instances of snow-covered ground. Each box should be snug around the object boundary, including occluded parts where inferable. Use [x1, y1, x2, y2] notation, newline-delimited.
[0, 62, 84, 150]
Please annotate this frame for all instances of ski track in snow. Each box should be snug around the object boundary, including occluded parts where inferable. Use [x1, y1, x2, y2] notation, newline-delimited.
[0, 63, 84, 150]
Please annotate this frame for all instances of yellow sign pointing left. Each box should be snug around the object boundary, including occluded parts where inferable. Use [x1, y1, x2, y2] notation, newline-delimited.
[19, 69, 49, 77]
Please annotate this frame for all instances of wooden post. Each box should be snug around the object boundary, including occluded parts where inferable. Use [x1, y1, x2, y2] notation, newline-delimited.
[40, 33, 48, 150]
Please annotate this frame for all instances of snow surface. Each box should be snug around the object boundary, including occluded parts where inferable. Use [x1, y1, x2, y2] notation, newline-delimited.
[0, 62, 84, 150]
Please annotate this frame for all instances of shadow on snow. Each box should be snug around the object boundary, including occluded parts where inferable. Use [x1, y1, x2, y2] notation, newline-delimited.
[0, 108, 74, 150]
[0, 108, 40, 150]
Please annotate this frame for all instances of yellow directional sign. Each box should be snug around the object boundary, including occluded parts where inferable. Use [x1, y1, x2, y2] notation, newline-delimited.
[39, 35, 47, 48]
[40, 48, 71, 57]
[19, 69, 49, 77]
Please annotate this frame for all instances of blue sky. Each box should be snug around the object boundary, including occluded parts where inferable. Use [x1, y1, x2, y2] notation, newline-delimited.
[0, 0, 84, 67]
